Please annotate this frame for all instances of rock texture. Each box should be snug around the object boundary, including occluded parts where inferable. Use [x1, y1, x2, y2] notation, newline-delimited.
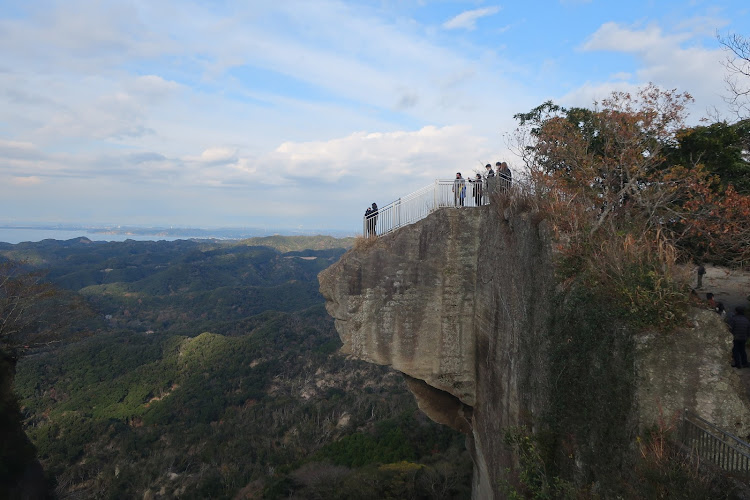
[320, 208, 481, 406]
[319, 204, 750, 499]
[635, 310, 750, 437]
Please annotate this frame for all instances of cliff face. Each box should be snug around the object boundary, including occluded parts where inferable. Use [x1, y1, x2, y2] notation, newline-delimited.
[319, 205, 750, 498]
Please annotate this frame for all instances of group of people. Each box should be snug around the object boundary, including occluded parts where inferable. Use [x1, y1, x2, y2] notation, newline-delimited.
[364, 161, 513, 235]
[364, 202, 378, 237]
[452, 161, 512, 207]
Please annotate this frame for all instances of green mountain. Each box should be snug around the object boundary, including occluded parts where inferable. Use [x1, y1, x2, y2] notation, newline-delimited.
[5, 237, 471, 499]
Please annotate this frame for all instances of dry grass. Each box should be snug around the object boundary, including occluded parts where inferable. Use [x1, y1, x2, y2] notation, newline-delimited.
[353, 234, 379, 252]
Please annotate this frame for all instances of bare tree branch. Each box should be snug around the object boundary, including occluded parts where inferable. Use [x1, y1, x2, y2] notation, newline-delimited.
[719, 32, 750, 120]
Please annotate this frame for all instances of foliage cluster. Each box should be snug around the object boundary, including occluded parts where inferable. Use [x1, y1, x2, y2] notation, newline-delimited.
[264, 452, 472, 500]
[2, 238, 344, 337]
[513, 84, 750, 265]
[500, 425, 741, 500]
[237, 235, 355, 253]
[0, 259, 93, 351]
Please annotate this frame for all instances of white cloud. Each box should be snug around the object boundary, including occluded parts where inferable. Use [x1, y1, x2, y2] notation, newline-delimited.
[195, 147, 238, 164]
[582, 22, 690, 52]
[443, 7, 502, 31]
[10, 176, 41, 186]
[267, 125, 490, 184]
[128, 75, 181, 101]
[578, 20, 728, 121]
[0, 139, 40, 158]
[558, 81, 642, 109]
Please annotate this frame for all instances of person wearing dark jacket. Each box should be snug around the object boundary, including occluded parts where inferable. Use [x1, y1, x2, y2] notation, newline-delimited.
[485, 164, 495, 178]
[497, 161, 512, 191]
[697, 264, 706, 288]
[730, 306, 750, 368]
[364, 206, 373, 236]
[470, 173, 483, 206]
[364, 204, 378, 237]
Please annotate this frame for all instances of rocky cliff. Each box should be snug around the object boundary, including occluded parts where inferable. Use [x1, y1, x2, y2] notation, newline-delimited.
[319, 204, 750, 498]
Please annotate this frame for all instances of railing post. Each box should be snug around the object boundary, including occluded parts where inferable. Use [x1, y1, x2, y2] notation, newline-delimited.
[398, 198, 401, 228]
[433, 179, 437, 211]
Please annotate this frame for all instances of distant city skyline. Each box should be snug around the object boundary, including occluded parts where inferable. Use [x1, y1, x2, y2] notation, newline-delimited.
[0, 1, 747, 231]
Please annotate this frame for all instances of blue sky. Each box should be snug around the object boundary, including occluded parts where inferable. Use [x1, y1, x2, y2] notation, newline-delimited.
[0, 0, 748, 234]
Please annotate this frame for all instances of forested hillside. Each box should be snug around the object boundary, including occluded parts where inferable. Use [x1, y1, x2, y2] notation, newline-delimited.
[4, 237, 471, 499]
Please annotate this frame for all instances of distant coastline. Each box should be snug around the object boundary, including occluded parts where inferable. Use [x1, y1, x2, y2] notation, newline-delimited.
[0, 224, 353, 244]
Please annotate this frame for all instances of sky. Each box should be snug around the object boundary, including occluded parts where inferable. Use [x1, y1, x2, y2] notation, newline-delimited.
[0, 0, 748, 235]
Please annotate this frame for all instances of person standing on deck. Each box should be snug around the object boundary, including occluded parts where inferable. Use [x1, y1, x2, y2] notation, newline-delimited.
[471, 173, 483, 206]
[370, 203, 378, 235]
[453, 172, 466, 207]
[498, 162, 512, 191]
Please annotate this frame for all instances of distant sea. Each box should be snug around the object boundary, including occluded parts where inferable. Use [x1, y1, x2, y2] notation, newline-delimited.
[0, 228, 203, 244]
[0, 225, 353, 245]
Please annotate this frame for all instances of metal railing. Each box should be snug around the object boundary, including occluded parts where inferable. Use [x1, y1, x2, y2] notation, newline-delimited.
[363, 177, 509, 237]
[678, 409, 750, 476]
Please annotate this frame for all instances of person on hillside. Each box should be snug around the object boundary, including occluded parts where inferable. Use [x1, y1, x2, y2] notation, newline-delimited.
[696, 264, 706, 289]
[707, 293, 717, 310]
[705, 293, 725, 315]
[470, 173, 483, 206]
[453, 172, 466, 207]
[717, 302, 726, 318]
[729, 306, 750, 368]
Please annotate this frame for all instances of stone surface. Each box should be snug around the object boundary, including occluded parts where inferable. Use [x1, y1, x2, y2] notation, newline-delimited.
[319, 204, 750, 499]
[320, 208, 480, 406]
[635, 309, 750, 438]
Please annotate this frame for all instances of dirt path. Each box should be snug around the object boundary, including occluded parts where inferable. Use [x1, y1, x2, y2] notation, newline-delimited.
[695, 264, 750, 313]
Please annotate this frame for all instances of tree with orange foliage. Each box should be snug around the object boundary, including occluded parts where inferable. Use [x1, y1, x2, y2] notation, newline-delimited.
[667, 165, 750, 264]
[514, 84, 694, 235]
[514, 84, 750, 264]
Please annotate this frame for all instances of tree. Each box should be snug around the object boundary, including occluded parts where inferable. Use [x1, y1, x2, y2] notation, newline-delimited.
[514, 84, 694, 234]
[666, 120, 750, 193]
[719, 33, 750, 119]
[666, 165, 750, 264]
[514, 84, 750, 264]
[0, 260, 56, 353]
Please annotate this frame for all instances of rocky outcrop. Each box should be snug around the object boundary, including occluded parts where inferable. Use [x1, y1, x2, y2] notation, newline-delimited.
[319, 205, 750, 498]
[320, 208, 482, 406]
[635, 310, 750, 437]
